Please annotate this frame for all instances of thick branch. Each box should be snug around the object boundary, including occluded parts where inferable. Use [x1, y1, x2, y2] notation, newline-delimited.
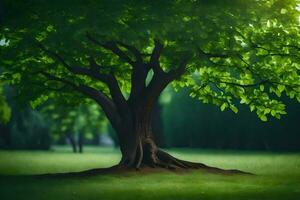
[37, 42, 127, 115]
[149, 39, 164, 74]
[88, 56, 99, 71]
[129, 39, 166, 102]
[37, 43, 100, 78]
[167, 56, 189, 79]
[87, 35, 149, 103]
[39, 71, 119, 126]
[112, 43, 151, 102]
[85, 34, 151, 106]
[114, 41, 144, 64]
[143, 56, 190, 107]
[106, 74, 130, 115]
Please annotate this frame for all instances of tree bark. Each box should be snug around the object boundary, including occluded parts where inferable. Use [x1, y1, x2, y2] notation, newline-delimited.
[152, 102, 166, 147]
[116, 101, 161, 168]
[78, 132, 84, 153]
[107, 93, 251, 174]
[112, 97, 209, 170]
[66, 133, 77, 153]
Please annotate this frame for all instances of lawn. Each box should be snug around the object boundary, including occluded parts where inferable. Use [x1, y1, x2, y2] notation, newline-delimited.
[0, 146, 299, 200]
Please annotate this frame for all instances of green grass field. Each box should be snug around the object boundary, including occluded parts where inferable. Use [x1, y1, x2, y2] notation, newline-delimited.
[0, 146, 299, 200]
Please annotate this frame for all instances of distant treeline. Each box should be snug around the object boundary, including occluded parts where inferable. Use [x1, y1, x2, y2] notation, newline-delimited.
[0, 87, 51, 150]
[162, 89, 300, 151]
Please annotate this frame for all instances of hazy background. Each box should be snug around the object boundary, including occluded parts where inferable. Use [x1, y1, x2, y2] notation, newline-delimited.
[0, 85, 299, 152]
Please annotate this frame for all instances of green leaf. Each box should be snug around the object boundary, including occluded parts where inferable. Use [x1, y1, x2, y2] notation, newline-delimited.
[220, 102, 227, 111]
[271, 110, 276, 116]
[264, 108, 271, 115]
[240, 96, 247, 104]
[277, 85, 285, 93]
[288, 91, 296, 98]
[230, 105, 238, 114]
[280, 9, 287, 14]
[297, 94, 300, 103]
[259, 85, 264, 91]
[250, 105, 255, 112]
[275, 114, 281, 119]
[46, 25, 55, 32]
[260, 115, 267, 122]
[275, 90, 282, 97]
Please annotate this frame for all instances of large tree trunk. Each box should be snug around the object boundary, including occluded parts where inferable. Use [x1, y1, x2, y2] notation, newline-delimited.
[107, 100, 250, 175]
[117, 104, 158, 168]
[152, 102, 166, 147]
[112, 100, 211, 170]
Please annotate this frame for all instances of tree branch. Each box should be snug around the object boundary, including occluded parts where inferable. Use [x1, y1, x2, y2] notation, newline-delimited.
[36, 42, 98, 77]
[28, 80, 68, 92]
[86, 32, 135, 66]
[86, 33, 149, 106]
[36, 42, 128, 114]
[88, 56, 99, 71]
[283, 44, 300, 51]
[149, 39, 164, 74]
[143, 55, 190, 108]
[217, 80, 269, 88]
[197, 47, 231, 59]
[114, 41, 144, 64]
[234, 29, 299, 58]
[38, 71, 120, 126]
[167, 56, 189, 79]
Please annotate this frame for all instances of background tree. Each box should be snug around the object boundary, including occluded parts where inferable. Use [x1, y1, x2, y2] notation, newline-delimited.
[41, 102, 107, 153]
[0, 86, 51, 150]
[1, 0, 299, 171]
[0, 85, 11, 125]
[0, 84, 11, 147]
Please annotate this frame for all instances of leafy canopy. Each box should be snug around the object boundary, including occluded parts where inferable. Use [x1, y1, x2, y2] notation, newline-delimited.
[1, 0, 299, 121]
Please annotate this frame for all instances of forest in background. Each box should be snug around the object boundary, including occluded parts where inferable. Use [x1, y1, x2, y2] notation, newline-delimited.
[1, 85, 299, 151]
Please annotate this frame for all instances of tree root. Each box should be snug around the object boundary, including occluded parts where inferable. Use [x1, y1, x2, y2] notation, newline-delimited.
[117, 148, 254, 175]
[121, 148, 254, 175]
[153, 149, 253, 175]
[36, 149, 254, 178]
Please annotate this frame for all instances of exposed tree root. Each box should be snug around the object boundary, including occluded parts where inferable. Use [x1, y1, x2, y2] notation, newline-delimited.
[36, 149, 253, 178]
[152, 149, 253, 175]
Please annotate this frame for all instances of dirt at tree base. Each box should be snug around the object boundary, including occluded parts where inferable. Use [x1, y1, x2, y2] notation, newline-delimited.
[37, 164, 254, 178]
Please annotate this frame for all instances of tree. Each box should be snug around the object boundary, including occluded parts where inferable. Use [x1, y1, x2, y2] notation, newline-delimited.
[0, 88, 51, 150]
[41, 102, 107, 153]
[42, 103, 80, 153]
[1, 0, 299, 172]
[0, 85, 11, 125]
[0, 85, 11, 147]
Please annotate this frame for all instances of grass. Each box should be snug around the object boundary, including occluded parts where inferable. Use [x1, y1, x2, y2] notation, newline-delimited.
[0, 146, 300, 200]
